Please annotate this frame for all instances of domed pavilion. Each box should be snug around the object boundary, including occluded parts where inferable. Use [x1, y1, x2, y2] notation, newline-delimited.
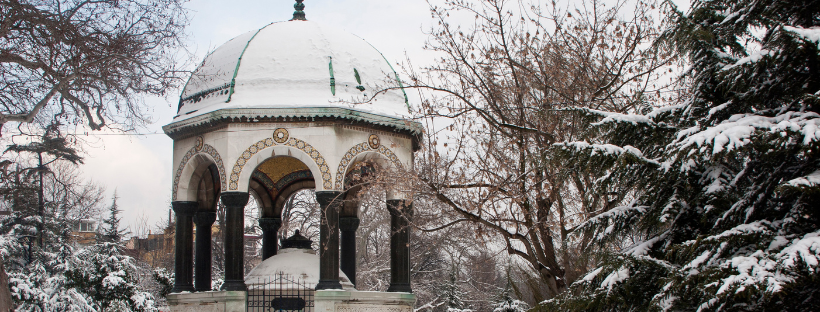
[164, 2, 420, 311]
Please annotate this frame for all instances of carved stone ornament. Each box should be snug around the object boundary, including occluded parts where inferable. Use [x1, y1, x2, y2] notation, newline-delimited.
[273, 128, 290, 144]
[368, 134, 380, 149]
[195, 136, 204, 151]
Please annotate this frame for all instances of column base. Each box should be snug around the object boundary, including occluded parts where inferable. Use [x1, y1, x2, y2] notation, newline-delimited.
[387, 283, 412, 293]
[315, 279, 343, 290]
[220, 280, 247, 291]
[170, 284, 195, 293]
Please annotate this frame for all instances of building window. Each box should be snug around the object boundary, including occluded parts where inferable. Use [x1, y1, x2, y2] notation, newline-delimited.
[77, 220, 96, 232]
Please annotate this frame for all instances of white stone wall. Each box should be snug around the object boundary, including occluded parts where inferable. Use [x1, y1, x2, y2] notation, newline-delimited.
[315, 290, 416, 312]
[172, 122, 415, 201]
[167, 291, 246, 312]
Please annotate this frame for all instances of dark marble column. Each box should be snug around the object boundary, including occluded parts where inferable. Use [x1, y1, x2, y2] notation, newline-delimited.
[315, 191, 342, 290]
[171, 201, 197, 293]
[193, 211, 216, 292]
[219, 192, 249, 291]
[258, 217, 282, 260]
[339, 216, 360, 287]
[386, 199, 413, 293]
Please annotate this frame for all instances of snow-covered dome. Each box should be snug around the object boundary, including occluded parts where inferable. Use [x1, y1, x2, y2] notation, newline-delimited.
[245, 248, 355, 290]
[175, 19, 410, 122]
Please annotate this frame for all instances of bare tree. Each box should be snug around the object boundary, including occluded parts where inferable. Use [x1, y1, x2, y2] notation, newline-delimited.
[0, 0, 188, 131]
[348, 171, 507, 310]
[405, 0, 674, 297]
[279, 189, 321, 250]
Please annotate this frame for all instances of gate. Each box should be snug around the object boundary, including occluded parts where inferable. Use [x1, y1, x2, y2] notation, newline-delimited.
[247, 272, 315, 312]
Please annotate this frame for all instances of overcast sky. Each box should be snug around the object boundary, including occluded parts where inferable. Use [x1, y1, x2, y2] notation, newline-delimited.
[78, 0, 690, 235]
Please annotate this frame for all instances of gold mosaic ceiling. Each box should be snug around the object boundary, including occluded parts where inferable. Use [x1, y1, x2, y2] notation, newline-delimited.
[255, 156, 310, 183]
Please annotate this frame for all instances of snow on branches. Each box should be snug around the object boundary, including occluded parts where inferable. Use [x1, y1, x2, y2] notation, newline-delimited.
[536, 0, 820, 310]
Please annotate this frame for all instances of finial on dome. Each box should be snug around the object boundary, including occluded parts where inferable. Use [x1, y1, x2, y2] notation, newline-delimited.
[291, 0, 306, 21]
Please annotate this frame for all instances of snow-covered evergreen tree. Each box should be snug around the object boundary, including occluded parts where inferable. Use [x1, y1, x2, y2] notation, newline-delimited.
[540, 0, 820, 310]
[0, 204, 97, 311]
[100, 191, 128, 243]
[152, 267, 174, 298]
[66, 243, 158, 311]
[440, 267, 472, 312]
[0, 163, 156, 310]
[491, 284, 528, 312]
[1, 202, 158, 311]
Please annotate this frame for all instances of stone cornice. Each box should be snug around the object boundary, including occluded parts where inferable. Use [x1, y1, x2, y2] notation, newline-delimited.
[163, 107, 423, 150]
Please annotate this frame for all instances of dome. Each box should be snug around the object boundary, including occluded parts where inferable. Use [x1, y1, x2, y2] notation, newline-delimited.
[244, 247, 355, 290]
[175, 19, 410, 122]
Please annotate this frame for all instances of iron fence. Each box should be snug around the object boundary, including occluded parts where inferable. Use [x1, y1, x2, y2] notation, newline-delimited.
[247, 272, 315, 312]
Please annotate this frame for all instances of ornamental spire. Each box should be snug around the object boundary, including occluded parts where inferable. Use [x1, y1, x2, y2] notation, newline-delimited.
[291, 0, 306, 21]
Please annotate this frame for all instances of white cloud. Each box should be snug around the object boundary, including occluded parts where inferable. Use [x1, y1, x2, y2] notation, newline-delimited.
[80, 118, 173, 234]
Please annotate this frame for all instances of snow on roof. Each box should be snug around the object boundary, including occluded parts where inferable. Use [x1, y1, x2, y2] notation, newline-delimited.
[176, 20, 410, 123]
[244, 247, 354, 289]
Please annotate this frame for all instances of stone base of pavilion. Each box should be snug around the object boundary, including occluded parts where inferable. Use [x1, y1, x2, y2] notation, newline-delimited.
[165, 290, 414, 312]
[166, 291, 246, 312]
[315, 290, 415, 312]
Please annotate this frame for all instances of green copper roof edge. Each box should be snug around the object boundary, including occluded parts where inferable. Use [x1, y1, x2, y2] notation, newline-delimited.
[328, 56, 336, 96]
[176, 48, 221, 112]
[225, 24, 269, 103]
[360, 39, 411, 112]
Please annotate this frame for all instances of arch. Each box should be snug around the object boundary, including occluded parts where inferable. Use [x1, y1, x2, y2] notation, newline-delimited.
[195, 164, 220, 211]
[249, 157, 314, 217]
[248, 179, 273, 216]
[273, 180, 316, 217]
[334, 139, 404, 191]
[172, 143, 227, 201]
[228, 134, 333, 191]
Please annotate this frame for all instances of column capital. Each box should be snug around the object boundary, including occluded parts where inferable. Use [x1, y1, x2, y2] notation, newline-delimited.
[258, 217, 282, 232]
[193, 211, 217, 226]
[315, 191, 343, 207]
[386, 199, 413, 217]
[339, 217, 360, 232]
[260, 217, 281, 259]
[172, 201, 198, 216]
[220, 192, 249, 207]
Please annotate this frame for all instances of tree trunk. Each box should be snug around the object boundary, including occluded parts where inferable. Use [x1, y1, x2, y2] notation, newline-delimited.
[0, 255, 13, 311]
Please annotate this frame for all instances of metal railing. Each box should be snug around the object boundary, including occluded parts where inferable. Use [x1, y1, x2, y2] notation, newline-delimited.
[247, 272, 314, 312]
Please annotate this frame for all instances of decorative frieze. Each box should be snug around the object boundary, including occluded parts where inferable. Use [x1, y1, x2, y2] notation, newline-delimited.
[229, 129, 332, 190]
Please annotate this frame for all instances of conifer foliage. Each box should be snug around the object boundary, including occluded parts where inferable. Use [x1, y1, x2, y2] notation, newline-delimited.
[0, 198, 157, 311]
[65, 243, 156, 311]
[100, 191, 128, 243]
[441, 268, 469, 312]
[491, 287, 528, 312]
[0, 136, 156, 310]
[541, 0, 820, 310]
